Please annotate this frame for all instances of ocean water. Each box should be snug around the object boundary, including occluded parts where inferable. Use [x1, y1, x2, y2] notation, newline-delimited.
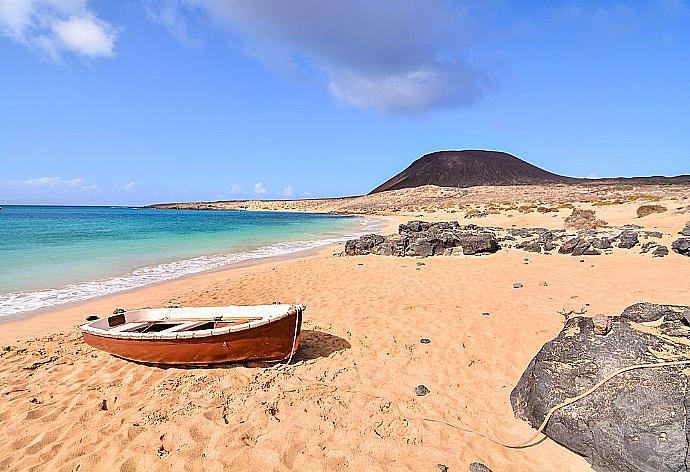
[0, 206, 379, 317]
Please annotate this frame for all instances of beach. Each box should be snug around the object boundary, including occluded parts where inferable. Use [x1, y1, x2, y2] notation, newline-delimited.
[2, 189, 690, 471]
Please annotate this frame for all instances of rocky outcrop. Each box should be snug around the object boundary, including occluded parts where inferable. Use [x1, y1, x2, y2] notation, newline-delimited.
[680, 224, 690, 237]
[510, 303, 690, 472]
[344, 221, 500, 257]
[672, 237, 690, 257]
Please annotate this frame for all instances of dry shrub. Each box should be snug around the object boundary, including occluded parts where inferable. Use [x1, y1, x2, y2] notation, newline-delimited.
[564, 208, 608, 230]
[537, 206, 558, 213]
[636, 204, 667, 218]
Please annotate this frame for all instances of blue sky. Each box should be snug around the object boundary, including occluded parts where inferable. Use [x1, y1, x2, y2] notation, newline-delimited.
[1, 0, 688, 205]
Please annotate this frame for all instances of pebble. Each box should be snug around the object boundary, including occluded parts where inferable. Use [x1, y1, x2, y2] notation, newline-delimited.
[437, 465, 448, 472]
[415, 385, 430, 396]
[513, 283, 523, 289]
[469, 462, 492, 472]
[100, 399, 108, 411]
[592, 314, 612, 335]
[113, 308, 125, 314]
[420, 338, 431, 344]
[416, 262, 425, 266]
[481, 312, 490, 316]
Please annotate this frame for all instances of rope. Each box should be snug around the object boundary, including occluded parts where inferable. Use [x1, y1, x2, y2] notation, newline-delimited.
[420, 358, 690, 448]
[285, 305, 302, 365]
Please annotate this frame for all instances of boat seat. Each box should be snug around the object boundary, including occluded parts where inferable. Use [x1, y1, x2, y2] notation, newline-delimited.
[109, 322, 148, 332]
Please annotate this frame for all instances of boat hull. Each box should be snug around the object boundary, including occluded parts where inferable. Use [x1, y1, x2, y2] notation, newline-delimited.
[82, 309, 301, 365]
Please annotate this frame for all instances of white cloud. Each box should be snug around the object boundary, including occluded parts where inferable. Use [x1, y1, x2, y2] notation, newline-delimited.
[226, 183, 242, 195]
[0, 0, 118, 60]
[122, 182, 136, 192]
[278, 184, 294, 198]
[253, 182, 266, 194]
[150, 0, 491, 114]
[0, 176, 98, 191]
[146, 0, 202, 47]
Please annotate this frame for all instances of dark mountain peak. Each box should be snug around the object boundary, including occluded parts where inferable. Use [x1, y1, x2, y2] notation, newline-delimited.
[370, 150, 573, 194]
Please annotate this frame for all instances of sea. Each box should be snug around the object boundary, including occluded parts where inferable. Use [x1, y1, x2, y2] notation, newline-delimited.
[0, 205, 380, 317]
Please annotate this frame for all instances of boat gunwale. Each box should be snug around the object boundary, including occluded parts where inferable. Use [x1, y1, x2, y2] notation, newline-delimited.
[79, 304, 303, 340]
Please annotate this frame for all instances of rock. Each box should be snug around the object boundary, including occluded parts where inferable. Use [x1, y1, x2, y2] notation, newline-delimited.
[513, 282, 523, 289]
[405, 237, 434, 258]
[511, 303, 690, 472]
[416, 262, 425, 266]
[469, 463, 492, 472]
[558, 237, 581, 254]
[437, 465, 448, 472]
[100, 399, 108, 411]
[481, 312, 490, 316]
[671, 237, 690, 256]
[456, 233, 500, 255]
[414, 385, 430, 396]
[591, 237, 612, 250]
[617, 230, 639, 249]
[641, 231, 663, 239]
[345, 234, 385, 255]
[85, 314, 99, 321]
[591, 314, 612, 335]
[639, 241, 657, 254]
[652, 245, 669, 257]
[420, 338, 431, 344]
[113, 308, 125, 315]
[516, 240, 542, 253]
[681, 224, 690, 237]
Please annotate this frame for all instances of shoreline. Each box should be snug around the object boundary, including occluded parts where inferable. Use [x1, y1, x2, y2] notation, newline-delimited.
[0, 213, 390, 330]
[0, 214, 395, 344]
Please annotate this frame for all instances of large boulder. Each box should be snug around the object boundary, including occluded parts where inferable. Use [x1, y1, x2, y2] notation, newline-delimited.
[510, 303, 690, 472]
[680, 224, 690, 237]
[455, 232, 500, 255]
[344, 234, 385, 255]
[672, 238, 690, 257]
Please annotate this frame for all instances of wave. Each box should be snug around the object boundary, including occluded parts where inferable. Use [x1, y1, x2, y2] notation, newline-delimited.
[0, 217, 384, 318]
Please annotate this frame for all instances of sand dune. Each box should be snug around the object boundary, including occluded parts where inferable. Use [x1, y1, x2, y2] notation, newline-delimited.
[1, 196, 690, 471]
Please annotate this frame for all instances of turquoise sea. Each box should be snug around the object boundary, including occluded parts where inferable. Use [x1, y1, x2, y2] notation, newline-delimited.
[0, 206, 378, 317]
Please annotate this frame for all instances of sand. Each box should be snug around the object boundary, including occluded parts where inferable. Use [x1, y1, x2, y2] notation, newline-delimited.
[1, 193, 690, 471]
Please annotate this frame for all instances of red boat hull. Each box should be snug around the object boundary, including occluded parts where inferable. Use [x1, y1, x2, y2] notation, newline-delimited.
[82, 310, 301, 365]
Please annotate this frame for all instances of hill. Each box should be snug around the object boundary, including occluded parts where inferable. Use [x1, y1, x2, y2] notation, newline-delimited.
[369, 150, 575, 194]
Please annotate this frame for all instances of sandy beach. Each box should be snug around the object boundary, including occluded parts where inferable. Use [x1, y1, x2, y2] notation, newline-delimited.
[2, 190, 689, 471]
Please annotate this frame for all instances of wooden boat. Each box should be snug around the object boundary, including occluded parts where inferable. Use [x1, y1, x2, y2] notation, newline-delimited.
[80, 304, 304, 365]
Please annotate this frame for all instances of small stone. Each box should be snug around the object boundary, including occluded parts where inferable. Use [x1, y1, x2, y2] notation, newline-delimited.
[420, 338, 431, 344]
[416, 262, 425, 266]
[437, 465, 448, 472]
[415, 385, 430, 396]
[100, 399, 108, 411]
[652, 245, 669, 257]
[481, 312, 490, 316]
[538, 281, 548, 286]
[469, 462, 492, 472]
[592, 314, 612, 335]
[513, 283, 523, 289]
[85, 315, 99, 321]
[112, 308, 125, 314]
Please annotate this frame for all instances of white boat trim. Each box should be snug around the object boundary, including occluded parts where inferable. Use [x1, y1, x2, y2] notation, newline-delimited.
[80, 304, 304, 340]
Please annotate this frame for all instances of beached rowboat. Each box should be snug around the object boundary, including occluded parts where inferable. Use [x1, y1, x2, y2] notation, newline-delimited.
[80, 304, 304, 365]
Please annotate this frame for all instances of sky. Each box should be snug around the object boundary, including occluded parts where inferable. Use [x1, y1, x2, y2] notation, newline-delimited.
[1, 0, 689, 206]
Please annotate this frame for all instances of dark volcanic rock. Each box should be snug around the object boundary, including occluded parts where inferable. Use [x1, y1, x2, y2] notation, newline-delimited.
[672, 237, 690, 256]
[652, 245, 669, 257]
[511, 303, 690, 472]
[456, 232, 499, 255]
[415, 385, 430, 396]
[680, 224, 690, 237]
[469, 463, 492, 472]
[618, 230, 640, 249]
[344, 234, 385, 256]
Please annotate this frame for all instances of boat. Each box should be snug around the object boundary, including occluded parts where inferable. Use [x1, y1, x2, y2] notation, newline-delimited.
[80, 304, 304, 365]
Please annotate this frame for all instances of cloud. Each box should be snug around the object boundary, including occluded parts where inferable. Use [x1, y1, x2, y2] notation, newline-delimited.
[0, 176, 99, 193]
[0, 0, 118, 60]
[154, 0, 491, 114]
[227, 183, 242, 194]
[146, 0, 202, 47]
[122, 182, 136, 192]
[253, 182, 266, 194]
[278, 184, 294, 198]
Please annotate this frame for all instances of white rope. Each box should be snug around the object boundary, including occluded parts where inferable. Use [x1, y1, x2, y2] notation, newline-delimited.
[285, 305, 301, 365]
